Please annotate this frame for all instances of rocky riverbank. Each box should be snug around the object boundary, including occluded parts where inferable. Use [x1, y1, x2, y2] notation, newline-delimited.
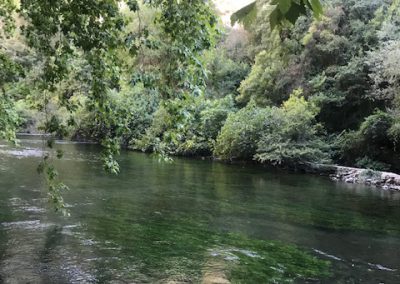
[307, 164, 400, 191]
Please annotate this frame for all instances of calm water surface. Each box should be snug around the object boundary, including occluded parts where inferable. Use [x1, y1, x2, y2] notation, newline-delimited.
[0, 139, 399, 283]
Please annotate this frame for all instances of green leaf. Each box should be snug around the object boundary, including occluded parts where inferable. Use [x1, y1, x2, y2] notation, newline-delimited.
[285, 2, 307, 24]
[56, 149, 64, 159]
[278, 0, 292, 14]
[126, 0, 139, 12]
[230, 1, 257, 29]
[269, 8, 282, 30]
[308, 0, 323, 17]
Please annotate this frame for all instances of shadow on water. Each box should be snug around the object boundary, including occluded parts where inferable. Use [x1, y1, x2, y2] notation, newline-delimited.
[38, 226, 69, 284]
[40, 226, 64, 264]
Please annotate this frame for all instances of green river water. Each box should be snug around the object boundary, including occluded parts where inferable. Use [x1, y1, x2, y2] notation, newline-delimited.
[0, 138, 399, 283]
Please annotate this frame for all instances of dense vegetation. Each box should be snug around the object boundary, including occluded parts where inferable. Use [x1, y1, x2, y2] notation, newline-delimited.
[1, 0, 400, 197]
[229, 0, 400, 171]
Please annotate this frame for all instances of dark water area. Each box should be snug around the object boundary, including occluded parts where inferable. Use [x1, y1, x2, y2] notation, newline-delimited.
[0, 139, 399, 283]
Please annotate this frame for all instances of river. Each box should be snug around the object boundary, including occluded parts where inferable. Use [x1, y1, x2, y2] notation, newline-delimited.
[0, 138, 399, 283]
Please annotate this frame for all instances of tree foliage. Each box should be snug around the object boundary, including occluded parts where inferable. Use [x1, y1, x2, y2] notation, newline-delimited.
[0, 0, 220, 210]
[2, 0, 400, 211]
[215, 90, 329, 166]
[135, 94, 235, 157]
[214, 100, 270, 160]
[231, 0, 323, 30]
[255, 89, 329, 166]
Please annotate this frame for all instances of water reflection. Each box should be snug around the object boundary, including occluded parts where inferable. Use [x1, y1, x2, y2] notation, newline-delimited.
[0, 140, 399, 283]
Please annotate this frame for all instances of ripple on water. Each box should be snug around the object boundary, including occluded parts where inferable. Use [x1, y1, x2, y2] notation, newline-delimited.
[1, 220, 53, 230]
[8, 197, 45, 209]
[368, 262, 397, 272]
[61, 263, 97, 284]
[0, 148, 45, 158]
[81, 239, 98, 246]
[208, 247, 261, 262]
[313, 249, 343, 261]
[61, 224, 81, 236]
[8, 197, 23, 206]
[19, 206, 46, 213]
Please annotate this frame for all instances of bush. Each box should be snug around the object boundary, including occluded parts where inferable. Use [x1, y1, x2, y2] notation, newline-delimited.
[255, 90, 330, 167]
[74, 83, 160, 144]
[237, 49, 287, 106]
[0, 95, 20, 142]
[358, 110, 393, 145]
[214, 100, 272, 160]
[202, 48, 249, 99]
[336, 110, 399, 171]
[355, 156, 390, 171]
[135, 94, 235, 156]
[389, 120, 400, 143]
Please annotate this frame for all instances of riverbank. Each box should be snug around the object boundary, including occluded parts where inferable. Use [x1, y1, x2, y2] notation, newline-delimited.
[306, 164, 400, 191]
[164, 154, 400, 192]
[164, 155, 400, 192]
[13, 134, 400, 191]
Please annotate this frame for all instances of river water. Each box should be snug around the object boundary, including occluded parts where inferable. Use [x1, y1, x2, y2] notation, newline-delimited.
[0, 139, 399, 283]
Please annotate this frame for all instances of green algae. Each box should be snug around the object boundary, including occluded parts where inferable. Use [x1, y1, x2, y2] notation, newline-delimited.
[85, 213, 331, 283]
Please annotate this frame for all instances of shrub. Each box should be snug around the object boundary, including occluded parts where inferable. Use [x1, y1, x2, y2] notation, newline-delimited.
[135, 94, 235, 156]
[255, 90, 330, 167]
[358, 110, 393, 145]
[74, 83, 160, 144]
[355, 156, 390, 171]
[200, 95, 235, 140]
[336, 110, 399, 171]
[237, 49, 287, 106]
[214, 100, 272, 160]
[202, 48, 249, 99]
